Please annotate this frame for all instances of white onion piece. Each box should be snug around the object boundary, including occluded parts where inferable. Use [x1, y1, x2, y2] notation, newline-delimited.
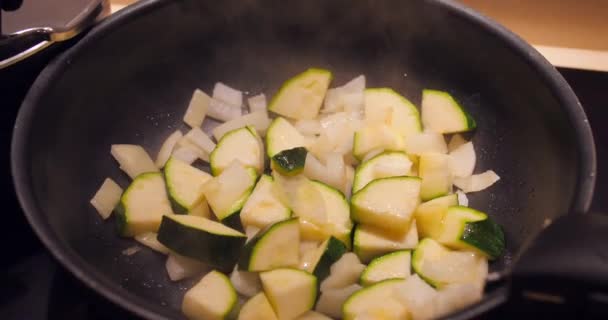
[321, 253, 365, 291]
[207, 98, 242, 122]
[360, 148, 385, 163]
[453, 170, 500, 193]
[155, 130, 183, 168]
[394, 274, 438, 320]
[90, 178, 123, 219]
[456, 190, 469, 207]
[245, 225, 260, 242]
[230, 266, 262, 297]
[122, 246, 141, 256]
[184, 128, 216, 153]
[448, 134, 467, 152]
[134, 232, 170, 254]
[165, 254, 206, 281]
[183, 89, 209, 128]
[248, 94, 267, 113]
[403, 132, 448, 155]
[435, 284, 483, 319]
[325, 152, 345, 190]
[110, 144, 158, 179]
[322, 75, 365, 115]
[316, 284, 362, 319]
[448, 141, 476, 178]
[212, 111, 271, 141]
[303, 153, 328, 183]
[213, 82, 242, 107]
[171, 146, 201, 164]
[294, 119, 322, 136]
[343, 165, 355, 199]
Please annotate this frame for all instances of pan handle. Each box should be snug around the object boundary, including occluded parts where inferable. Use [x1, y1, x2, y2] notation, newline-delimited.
[506, 213, 608, 317]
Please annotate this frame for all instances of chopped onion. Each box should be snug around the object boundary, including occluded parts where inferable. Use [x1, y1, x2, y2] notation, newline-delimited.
[213, 82, 243, 107]
[230, 266, 262, 297]
[122, 246, 141, 256]
[321, 253, 365, 291]
[165, 254, 206, 281]
[183, 89, 209, 128]
[207, 98, 242, 122]
[456, 190, 469, 207]
[325, 152, 345, 190]
[403, 132, 448, 155]
[322, 75, 365, 114]
[184, 128, 216, 153]
[134, 232, 170, 254]
[453, 170, 500, 193]
[303, 152, 328, 182]
[171, 147, 199, 164]
[110, 144, 158, 179]
[448, 141, 476, 178]
[294, 119, 322, 136]
[360, 148, 385, 163]
[248, 94, 267, 113]
[155, 130, 183, 168]
[245, 225, 260, 242]
[316, 284, 362, 319]
[343, 165, 355, 199]
[435, 284, 483, 319]
[448, 134, 467, 152]
[90, 178, 123, 219]
[212, 111, 271, 141]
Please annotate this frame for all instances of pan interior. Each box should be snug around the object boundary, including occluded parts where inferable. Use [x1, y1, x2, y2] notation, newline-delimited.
[17, 0, 583, 318]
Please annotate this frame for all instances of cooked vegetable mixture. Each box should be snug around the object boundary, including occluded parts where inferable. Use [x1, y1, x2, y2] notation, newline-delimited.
[91, 69, 504, 320]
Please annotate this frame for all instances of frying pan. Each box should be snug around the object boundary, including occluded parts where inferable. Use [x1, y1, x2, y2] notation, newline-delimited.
[9, 0, 601, 319]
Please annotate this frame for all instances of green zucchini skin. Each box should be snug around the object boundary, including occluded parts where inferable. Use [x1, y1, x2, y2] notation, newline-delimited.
[312, 236, 348, 283]
[163, 171, 188, 215]
[114, 201, 128, 235]
[462, 218, 505, 260]
[157, 216, 246, 271]
[271, 147, 308, 176]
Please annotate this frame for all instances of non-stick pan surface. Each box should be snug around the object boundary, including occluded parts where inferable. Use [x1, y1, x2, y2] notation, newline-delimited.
[11, 0, 595, 319]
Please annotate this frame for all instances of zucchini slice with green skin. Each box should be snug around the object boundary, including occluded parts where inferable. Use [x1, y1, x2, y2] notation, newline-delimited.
[360, 250, 411, 286]
[351, 176, 421, 233]
[260, 268, 318, 320]
[421, 89, 476, 134]
[182, 270, 238, 320]
[412, 238, 488, 288]
[164, 157, 212, 215]
[114, 172, 173, 236]
[353, 222, 418, 263]
[238, 218, 300, 271]
[210, 126, 264, 176]
[352, 125, 405, 160]
[437, 206, 505, 259]
[157, 215, 246, 271]
[419, 153, 452, 201]
[352, 151, 412, 193]
[240, 175, 291, 229]
[311, 181, 353, 248]
[268, 68, 332, 120]
[202, 161, 258, 228]
[301, 236, 347, 283]
[238, 292, 278, 320]
[266, 117, 307, 157]
[414, 194, 458, 239]
[364, 88, 422, 139]
[342, 278, 409, 320]
[271, 147, 308, 176]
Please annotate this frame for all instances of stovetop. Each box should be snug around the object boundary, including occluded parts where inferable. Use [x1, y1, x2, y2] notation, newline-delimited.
[0, 68, 606, 320]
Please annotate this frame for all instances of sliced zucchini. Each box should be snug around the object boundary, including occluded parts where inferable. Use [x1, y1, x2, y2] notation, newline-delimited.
[435, 283, 483, 318]
[412, 238, 488, 288]
[110, 144, 158, 179]
[268, 68, 332, 120]
[437, 206, 505, 259]
[352, 151, 412, 193]
[414, 194, 458, 239]
[320, 253, 366, 291]
[448, 141, 476, 178]
[182, 270, 238, 320]
[353, 222, 418, 263]
[403, 132, 448, 156]
[311, 181, 353, 247]
[297, 311, 332, 320]
[238, 292, 278, 320]
[201, 161, 258, 227]
[364, 88, 421, 138]
[394, 274, 438, 320]
[157, 215, 246, 270]
[421, 89, 476, 134]
[301, 236, 347, 283]
[271, 147, 308, 176]
[210, 126, 264, 176]
[360, 250, 411, 286]
[164, 157, 213, 215]
[419, 153, 452, 201]
[352, 125, 405, 160]
[238, 218, 300, 271]
[114, 172, 173, 236]
[350, 177, 421, 233]
[266, 117, 307, 157]
[315, 284, 362, 319]
[240, 175, 291, 229]
[342, 279, 409, 320]
[260, 268, 318, 320]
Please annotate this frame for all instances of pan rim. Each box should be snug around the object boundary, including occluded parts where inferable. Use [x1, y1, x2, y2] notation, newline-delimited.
[11, 0, 596, 319]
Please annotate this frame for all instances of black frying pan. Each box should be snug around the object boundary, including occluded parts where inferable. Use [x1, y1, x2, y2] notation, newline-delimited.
[10, 0, 601, 319]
